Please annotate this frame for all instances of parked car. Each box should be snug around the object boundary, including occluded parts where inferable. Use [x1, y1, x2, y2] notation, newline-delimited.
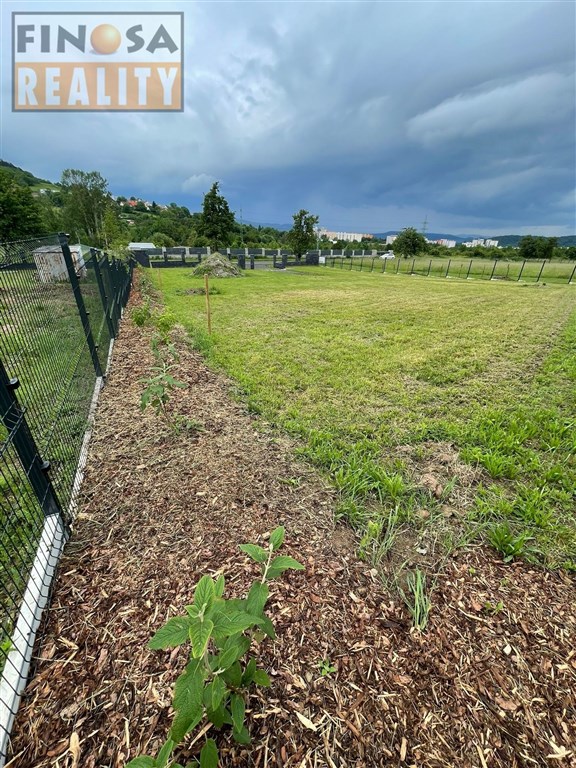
[380, 251, 395, 259]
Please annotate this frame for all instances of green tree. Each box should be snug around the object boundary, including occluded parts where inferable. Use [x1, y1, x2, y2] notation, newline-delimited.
[287, 209, 319, 258]
[519, 235, 557, 261]
[518, 235, 539, 260]
[150, 231, 176, 248]
[37, 193, 63, 235]
[102, 204, 129, 251]
[197, 182, 235, 249]
[0, 169, 43, 241]
[393, 227, 428, 258]
[60, 169, 111, 245]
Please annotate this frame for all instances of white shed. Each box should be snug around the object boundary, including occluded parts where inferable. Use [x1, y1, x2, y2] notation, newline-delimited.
[33, 244, 88, 283]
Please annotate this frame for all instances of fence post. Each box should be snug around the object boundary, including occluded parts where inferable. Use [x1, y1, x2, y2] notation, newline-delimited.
[92, 248, 116, 340]
[445, 259, 451, 278]
[489, 259, 497, 280]
[0, 361, 64, 523]
[568, 263, 576, 284]
[466, 260, 473, 279]
[517, 260, 526, 281]
[103, 255, 119, 335]
[382, 258, 387, 273]
[396, 258, 400, 274]
[58, 233, 103, 378]
[411, 258, 415, 275]
[250, 255, 255, 270]
[536, 261, 546, 283]
[427, 260, 432, 276]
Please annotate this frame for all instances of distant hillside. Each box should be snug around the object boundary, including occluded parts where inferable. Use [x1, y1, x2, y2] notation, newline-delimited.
[374, 231, 576, 247]
[493, 234, 576, 247]
[0, 160, 57, 189]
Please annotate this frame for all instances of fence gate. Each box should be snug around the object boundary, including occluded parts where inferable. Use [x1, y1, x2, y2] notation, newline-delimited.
[0, 234, 132, 765]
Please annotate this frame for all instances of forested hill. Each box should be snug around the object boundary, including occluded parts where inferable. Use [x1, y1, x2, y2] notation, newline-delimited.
[0, 160, 56, 189]
[494, 234, 576, 247]
[375, 231, 576, 247]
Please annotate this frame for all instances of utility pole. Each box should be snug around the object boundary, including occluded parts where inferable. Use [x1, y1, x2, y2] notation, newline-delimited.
[421, 215, 428, 237]
[240, 208, 244, 245]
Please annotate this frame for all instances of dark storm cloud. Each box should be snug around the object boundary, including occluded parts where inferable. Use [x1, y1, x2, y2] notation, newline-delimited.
[1, 0, 574, 234]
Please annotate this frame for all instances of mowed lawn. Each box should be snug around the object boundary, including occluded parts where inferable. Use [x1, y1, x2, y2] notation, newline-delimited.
[153, 267, 576, 571]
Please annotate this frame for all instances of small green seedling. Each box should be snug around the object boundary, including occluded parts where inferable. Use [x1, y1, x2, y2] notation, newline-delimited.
[318, 658, 337, 677]
[140, 362, 187, 418]
[483, 600, 504, 615]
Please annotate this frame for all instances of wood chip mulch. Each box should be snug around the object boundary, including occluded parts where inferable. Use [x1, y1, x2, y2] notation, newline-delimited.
[7, 280, 576, 768]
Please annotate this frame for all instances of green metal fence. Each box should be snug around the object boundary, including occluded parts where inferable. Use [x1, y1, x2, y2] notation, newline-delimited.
[323, 255, 576, 284]
[0, 233, 132, 764]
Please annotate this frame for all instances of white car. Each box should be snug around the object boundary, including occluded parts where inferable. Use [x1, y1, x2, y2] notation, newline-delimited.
[380, 251, 395, 259]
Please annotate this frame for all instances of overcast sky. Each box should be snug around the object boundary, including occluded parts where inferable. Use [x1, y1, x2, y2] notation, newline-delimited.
[1, 0, 575, 235]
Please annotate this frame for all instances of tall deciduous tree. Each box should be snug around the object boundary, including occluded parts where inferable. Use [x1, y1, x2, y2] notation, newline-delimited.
[393, 227, 428, 258]
[287, 209, 319, 258]
[519, 235, 557, 261]
[197, 182, 235, 249]
[60, 169, 110, 245]
[0, 169, 43, 241]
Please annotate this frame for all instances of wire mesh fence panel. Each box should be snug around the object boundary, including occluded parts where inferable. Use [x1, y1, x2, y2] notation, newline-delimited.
[324, 254, 574, 283]
[0, 236, 98, 513]
[79, 251, 112, 371]
[0, 233, 131, 763]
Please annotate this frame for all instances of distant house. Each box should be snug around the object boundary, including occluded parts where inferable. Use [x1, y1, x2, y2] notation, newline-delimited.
[33, 243, 89, 282]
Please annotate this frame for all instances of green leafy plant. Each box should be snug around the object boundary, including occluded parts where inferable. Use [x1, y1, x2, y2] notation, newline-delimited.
[127, 527, 303, 768]
[140, 335, 187, 428]
[318, 658, 337, 677]
[140, 361, 186, 419]
[132, 300, 152, 327]
[488, 523, 532, 563]
[154, 309, 177, 335]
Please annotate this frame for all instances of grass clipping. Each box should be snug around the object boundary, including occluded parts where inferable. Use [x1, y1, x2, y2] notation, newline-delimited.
[192, 252, 242, 278]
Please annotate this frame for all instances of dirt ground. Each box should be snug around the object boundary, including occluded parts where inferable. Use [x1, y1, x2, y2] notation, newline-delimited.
[7, 281, 576, 768]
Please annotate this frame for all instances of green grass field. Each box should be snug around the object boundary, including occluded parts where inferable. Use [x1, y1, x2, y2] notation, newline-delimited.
[153, 267, 576, 572]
